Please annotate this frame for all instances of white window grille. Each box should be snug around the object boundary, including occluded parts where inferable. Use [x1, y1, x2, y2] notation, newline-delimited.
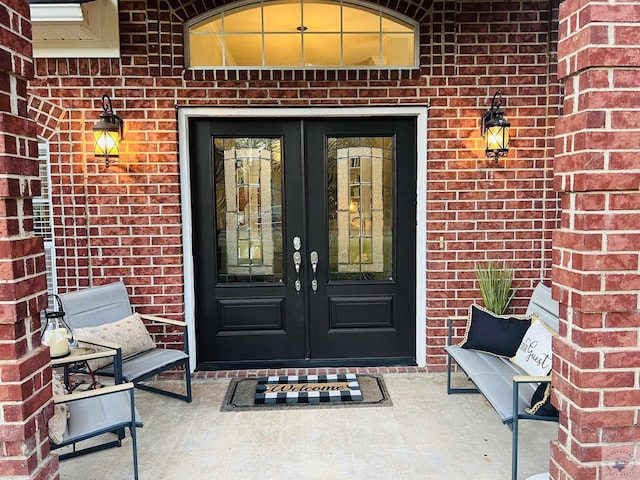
[186, 0, 418, 69]
[34, 141, 57, 304]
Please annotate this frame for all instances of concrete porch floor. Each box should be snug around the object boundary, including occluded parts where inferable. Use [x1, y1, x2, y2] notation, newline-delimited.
[57, 373, 558, 480]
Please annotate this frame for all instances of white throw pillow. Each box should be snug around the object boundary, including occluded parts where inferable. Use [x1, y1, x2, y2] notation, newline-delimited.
[511, 318, 555, 376]
[75, 312, 156, 370]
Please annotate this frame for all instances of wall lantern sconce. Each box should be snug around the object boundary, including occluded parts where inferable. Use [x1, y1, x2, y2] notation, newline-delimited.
[481, 90, 510, 163]
[93, 94, 123, 168]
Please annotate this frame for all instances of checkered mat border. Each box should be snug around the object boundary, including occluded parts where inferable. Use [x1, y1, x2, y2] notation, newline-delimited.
[255, 374, 363, 404]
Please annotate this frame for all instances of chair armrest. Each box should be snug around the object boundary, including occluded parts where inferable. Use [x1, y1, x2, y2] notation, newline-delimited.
[513, 375, 551, 384]
[447, 315, 468, 346]
[71, 337, 124, 383]
[139, 314, 187, 328]
[50, 348, 118, 367]
[139, 313, 189, 355]
[54, 382, 134, 404]
[513, 375, 552, 422]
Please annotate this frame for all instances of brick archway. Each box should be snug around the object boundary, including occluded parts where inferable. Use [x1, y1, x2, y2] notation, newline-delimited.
[28, 96, 67, 141]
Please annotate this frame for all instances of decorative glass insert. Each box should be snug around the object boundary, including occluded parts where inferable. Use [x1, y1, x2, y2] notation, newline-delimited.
[187, 0, 417, 68]
[214, 138, 283, 283]
[328, 137, 393, 281]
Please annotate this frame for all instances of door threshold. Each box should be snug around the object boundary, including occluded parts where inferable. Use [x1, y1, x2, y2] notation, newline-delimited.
[196, 357, 417, 372]
[193, 363, 426, 380]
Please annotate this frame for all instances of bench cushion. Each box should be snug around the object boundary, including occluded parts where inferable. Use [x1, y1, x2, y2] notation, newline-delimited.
[445, 344, 537, 423]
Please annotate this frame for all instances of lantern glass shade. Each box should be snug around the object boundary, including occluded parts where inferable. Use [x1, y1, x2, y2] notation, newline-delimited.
[486, 123, 510, 154]
[92, 94, 123, 166]
[93, 127, 120, 158]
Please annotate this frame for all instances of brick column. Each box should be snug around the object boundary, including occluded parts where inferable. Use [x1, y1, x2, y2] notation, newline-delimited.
[551, 0, 640, 478]
[0, 0, 59, 478]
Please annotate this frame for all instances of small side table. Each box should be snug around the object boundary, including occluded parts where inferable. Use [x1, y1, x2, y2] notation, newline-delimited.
[51, 347, 118, 391]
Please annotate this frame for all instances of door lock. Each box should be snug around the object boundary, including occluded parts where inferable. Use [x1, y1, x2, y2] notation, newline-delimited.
[293, 251, 302, 293]
[310, 251, 318, 293]
[292, 237, 302, 293]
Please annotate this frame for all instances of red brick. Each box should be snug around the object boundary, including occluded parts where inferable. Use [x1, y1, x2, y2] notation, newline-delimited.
[585, 3, 640, 24]
[574, 173, 640, 192]
[604, 351, 640, 368]
[606, 311, 640, 328]
[604, 389, 640, 407]
[613, 69, 640, 89]
[576, 292, 638, 312]
[571, 407, 636, 428]
[573, 370, 635, 389]
[605, 273, 640, 291]
[602, 426, 640, 443]
[573, 328, 637, 348]
[608, 233, 640, 251]
[574, 250, 638, 271]
[611, 110, 640, 129]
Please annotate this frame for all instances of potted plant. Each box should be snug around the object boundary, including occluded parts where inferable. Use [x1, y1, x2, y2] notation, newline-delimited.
[475, 262, 519, 315]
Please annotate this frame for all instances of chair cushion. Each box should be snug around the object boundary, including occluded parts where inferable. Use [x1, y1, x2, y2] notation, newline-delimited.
[97, 348, 189, 381]
[511, 318, 555, 376]
[76, 313, 156, 370]
[48, 372, 69, 445]
[460, 304, 532, 357]
[64, 389, 143, 442]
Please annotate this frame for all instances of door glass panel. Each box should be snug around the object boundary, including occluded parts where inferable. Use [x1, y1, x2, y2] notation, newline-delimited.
[327, 136, 393, 281]
[214, 137, 283, 283]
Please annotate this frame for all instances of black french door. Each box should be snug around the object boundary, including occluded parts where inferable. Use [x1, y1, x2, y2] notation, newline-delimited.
[190, 116, 416, 369]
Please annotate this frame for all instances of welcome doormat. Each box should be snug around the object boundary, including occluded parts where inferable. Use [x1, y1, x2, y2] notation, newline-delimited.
[221, 373, 391, 411]
[255, 374, 362, 404]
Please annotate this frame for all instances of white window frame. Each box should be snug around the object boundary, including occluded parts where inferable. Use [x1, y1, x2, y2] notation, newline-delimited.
[178, 106, 428, 371]
[35, 140, 57, 304]
[185, 0, 419, 69]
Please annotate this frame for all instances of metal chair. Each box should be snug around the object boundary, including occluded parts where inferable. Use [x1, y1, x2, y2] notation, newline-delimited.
[51, 382, 143, 480]
[58, 281, 192, 403]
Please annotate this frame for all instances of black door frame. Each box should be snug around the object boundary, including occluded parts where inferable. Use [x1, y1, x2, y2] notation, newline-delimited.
[177, 107, 429, 371]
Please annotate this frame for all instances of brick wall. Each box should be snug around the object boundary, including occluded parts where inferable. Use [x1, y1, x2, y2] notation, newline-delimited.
[27, 0, 562, 367]
[551, 0, 640, 478]
[0, 0, 58, 478]
[425, 0, 561, 368]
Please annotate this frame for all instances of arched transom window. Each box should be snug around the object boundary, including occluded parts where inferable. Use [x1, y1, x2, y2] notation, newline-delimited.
[187, 0, 418, 68]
